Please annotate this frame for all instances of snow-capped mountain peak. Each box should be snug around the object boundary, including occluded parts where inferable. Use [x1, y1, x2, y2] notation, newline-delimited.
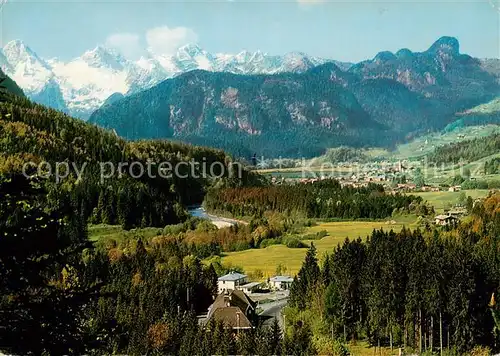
[176, 43, 205, 58]
[235, 50, 252, 63]
[0, 50, 13, 73]
[80, 45, 127, 71]
[0, 40, 348, 120]
[2, 40, 53, 94]
[3, 39, 50, 69]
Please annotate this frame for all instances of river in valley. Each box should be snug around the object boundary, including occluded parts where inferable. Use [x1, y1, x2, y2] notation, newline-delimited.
[187, 206, 246, 228]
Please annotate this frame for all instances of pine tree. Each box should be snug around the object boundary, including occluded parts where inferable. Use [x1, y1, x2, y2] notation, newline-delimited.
[269, 317, 283, 355]
[290, 243, 320, 310]
[0, 174, 99, 355]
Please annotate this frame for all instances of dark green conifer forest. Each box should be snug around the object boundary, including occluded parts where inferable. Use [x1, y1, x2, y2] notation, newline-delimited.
[287, 194, 500, 354]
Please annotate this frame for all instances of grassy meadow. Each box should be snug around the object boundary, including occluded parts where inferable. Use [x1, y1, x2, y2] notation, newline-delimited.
[88, 189, 492, 279]
[88, 224, 163, 243]
[221, 215, 416, 278]
[222, 189, 493, 278]
[413, 189, 490, 213]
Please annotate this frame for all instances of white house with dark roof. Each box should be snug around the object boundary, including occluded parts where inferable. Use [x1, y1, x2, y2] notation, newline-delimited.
[206, 289, 257, 329]
[218, 271, 248, 293]
[269, 276, 294, 291]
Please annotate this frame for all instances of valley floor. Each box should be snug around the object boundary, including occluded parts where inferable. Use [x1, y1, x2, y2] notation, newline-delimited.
[89, 190, 491, 279]
[222, 215, 416, 278]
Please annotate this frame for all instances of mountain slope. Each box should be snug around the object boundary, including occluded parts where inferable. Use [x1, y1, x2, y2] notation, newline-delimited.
[0, 89, 261, 230]
[0, 68, 24, 97]
[350, 37, 498, 111]
[0, 41, 350, 120]
[89, 37, 499, 157]
[89, 66, 389, 157]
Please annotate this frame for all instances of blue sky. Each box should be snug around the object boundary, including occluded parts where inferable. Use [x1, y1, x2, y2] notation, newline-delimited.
[1, 0, 499, 62]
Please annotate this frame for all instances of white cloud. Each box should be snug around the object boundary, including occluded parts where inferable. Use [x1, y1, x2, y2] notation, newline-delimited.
[105, 32, 143, 59]
[146, 26, 198, 55]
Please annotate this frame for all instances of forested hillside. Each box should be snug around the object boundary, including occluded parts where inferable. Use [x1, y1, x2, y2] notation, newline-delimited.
[0, 90, 259, 230]
[286, 193, 500, 354]
[0, 69, 24, 97]
[89, 37, 499, 157]
[205, 180, 425, 219]
[0, 173, 293, 355]
[484, 157, 500, 175]
[446, 96, 500, 131]
[0, 86, 284, 355]
[427, 132, 500, 165]
[89, 66, 388, 158]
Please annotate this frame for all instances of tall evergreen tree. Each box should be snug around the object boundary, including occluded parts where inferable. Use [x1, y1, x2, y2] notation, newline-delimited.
[0, 174, 99, 355]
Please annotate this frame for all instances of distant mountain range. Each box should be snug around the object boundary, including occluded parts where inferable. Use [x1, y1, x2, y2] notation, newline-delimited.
[2, 37, 499, 157]
[89, 37, 500, 157]
[0, 40, 350, 119]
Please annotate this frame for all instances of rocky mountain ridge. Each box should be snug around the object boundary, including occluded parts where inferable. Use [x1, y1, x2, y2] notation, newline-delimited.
[0, 40, 349, 119]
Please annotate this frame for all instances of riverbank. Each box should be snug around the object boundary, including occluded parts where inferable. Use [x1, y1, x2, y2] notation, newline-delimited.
[188, 206, 248, 228]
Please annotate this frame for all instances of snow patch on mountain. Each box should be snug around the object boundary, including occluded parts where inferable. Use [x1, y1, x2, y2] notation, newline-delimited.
[0, 40, 350, 120]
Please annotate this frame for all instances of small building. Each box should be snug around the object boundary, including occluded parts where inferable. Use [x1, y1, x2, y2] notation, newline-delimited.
[447, 207, 467, 217]
[239, 282, 262, 294]
[206, 289, 257, 330]
[435, 214, 459, 227]
[448, 185, 461, 192]
[218, 272, 248, 293]
[397, 183, 417, 191]
[269, 276, 294, 291]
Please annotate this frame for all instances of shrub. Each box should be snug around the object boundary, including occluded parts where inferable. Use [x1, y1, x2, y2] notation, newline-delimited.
[260, 238, 282, 248]
[228, 241, 252, 252]
[313, 336, 349, 356]
[468, 346, 492, 356]
[147, 323, 171, 349]
[300, 230, 328, 240]
[285, 237, 307, 248]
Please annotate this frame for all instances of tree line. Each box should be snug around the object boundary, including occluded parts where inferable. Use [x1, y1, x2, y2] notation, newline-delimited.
[205, 180, 423, 220]
[427, 133, 500, 165]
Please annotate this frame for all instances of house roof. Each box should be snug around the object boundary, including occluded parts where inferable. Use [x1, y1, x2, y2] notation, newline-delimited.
[230, 289, 257, 310]
[270, 276, 294, 283]
[218, 271, 247, 281]
[208, 290, 256, 319]
[435, 214, 458, 221]
[212, 307, 252, 329]
[239, 282, 261, 290]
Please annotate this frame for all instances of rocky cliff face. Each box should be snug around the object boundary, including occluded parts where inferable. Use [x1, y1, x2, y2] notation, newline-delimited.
[89, 37, 499, 157]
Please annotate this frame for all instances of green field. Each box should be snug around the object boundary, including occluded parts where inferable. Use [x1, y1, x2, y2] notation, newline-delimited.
[414, 189, 490, 213]
[89, 190, 491, 279]
[221, 189, 491, 277]
[222, 216, 416, 278]
[347, 341, 405, 356]
[88, 224, 163, 243]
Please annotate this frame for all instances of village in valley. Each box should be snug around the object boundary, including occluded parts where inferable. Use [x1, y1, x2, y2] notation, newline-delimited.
[265, 157, 488, 228]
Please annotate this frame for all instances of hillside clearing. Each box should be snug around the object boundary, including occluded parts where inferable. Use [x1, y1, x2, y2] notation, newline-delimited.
[413, 189, 490, 213]
[221, 216, 416, 278]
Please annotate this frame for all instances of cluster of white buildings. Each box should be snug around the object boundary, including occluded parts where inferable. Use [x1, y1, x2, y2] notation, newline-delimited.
[217, 272, 294, 294]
